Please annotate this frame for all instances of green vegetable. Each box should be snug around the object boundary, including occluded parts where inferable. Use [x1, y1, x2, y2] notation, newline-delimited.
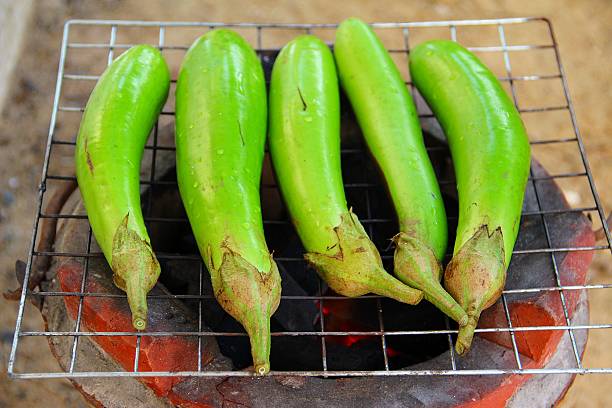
[175, 30, 281, 375]
[409, 40, 531, 354]
[269, 35, 422, 305]
[334, 18, 467, 325]
[75, 45, 170, 330]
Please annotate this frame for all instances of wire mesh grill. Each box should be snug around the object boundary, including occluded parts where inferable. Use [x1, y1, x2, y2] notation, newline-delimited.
[8, 17, 612, 379]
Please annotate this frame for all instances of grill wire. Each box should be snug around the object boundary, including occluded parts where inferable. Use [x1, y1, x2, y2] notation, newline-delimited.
[7, 17, 612, 379]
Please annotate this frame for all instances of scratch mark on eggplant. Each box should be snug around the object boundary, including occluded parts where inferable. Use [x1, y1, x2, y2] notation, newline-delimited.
[237, 120, 245, 146]
[84, 137, 94, 174]
[297, 87, 307, 111]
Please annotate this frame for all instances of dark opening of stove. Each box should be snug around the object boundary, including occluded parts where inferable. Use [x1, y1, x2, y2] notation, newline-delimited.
[143, 123, 458, 372]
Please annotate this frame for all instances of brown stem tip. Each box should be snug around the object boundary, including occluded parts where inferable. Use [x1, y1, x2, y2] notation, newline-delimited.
[455, 311, 480, 355]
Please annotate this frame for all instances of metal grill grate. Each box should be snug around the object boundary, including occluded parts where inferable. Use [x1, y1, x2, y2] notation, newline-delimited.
[8, 17, 612, 379]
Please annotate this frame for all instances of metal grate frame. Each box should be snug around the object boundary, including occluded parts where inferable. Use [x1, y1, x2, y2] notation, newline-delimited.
[8, 17, 612, 379]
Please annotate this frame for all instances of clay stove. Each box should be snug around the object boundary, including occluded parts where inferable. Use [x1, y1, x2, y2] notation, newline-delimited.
[7, 18, 611, 408]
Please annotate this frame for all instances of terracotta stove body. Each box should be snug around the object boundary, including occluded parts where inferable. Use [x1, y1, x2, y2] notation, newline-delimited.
[39, 120, 593, 407]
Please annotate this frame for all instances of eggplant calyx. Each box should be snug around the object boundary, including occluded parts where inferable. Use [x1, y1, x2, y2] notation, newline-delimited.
[305, 212, 422, 305]
[111, 214, 160, 331]
[444, 224, 506, 354]
[394, 232, 468, 325]
[211, 243, 281, 375]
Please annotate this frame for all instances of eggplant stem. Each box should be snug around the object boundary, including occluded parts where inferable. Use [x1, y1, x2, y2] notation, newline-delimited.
[125, 277, 148, 331]
[367, 268, 423, 305]
[424, 287, 468, 326]
[244, 311, 272, 375]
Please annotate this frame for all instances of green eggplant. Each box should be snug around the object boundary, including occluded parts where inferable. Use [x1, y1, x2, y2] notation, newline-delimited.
[75, 45, 170, 330]
[175, 29, 281, 375]
[410, 40, 531, 354]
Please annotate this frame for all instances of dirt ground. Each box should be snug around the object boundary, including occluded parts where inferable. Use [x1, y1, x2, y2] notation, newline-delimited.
[0, 0, 610, 406]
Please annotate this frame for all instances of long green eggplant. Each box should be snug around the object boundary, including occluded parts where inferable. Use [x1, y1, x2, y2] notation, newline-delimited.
[409, 40, 531, 354]
[175, 30, 281, 375]
[334, 18, 467, 325]
[269, 35, 422, 305]
[75, 45, 170, 330]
